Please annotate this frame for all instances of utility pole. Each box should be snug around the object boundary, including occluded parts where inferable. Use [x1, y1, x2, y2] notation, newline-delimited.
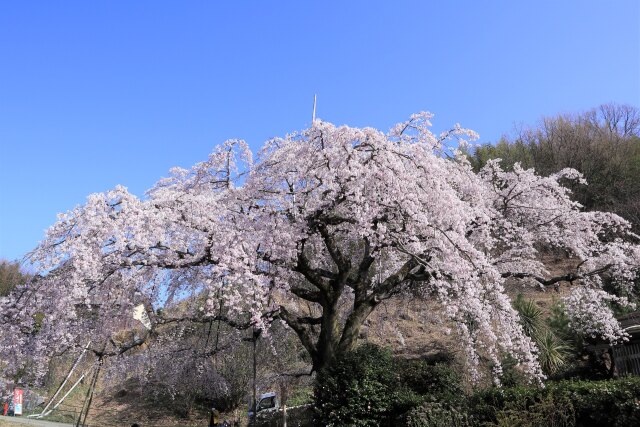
[252, 327, 257, 426]
[249, 327, 261, 427]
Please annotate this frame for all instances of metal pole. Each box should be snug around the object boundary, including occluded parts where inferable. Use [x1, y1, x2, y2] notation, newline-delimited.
[282, 402, 287, 427]
[251, 327, 257, 427]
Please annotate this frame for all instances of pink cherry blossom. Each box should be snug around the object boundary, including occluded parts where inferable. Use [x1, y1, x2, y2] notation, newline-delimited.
[2, 112, 638, 385]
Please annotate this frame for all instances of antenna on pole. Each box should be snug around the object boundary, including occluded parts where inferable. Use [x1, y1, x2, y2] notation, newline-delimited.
[312, 94, 317, 126]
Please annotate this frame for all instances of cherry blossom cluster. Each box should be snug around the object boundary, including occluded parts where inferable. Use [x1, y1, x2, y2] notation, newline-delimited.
[563, 287, 635, 343]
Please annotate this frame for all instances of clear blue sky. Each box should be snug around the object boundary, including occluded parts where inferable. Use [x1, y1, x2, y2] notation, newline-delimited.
[1, 1, 639, 262]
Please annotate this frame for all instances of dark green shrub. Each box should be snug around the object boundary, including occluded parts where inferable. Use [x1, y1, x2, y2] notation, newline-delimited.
[497, 354, 529, 387]
[469, 384, 540, 424]
[314, 344, 427, 426]
[314, 344, 406, 426]
[551, 377, 640, 427]
[494, 394, 575, 427]
[314, 343, 639, 427]
[397, 359, 463, 401]
[470, 377, 640, 427]
[314, 344, 465, 426]
[406, 401, 470, 427]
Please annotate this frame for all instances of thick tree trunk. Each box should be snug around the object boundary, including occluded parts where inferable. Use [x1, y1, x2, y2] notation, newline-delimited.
[310, 300, 338, 371]
[286, 233, 410, 372]
[338, 300, 376, 354]
[310, 297, 378, 372]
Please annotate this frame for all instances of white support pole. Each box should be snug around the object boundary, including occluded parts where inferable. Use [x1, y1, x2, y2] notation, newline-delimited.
[30, 341, 91, 418]
[42, 367, 90, 417]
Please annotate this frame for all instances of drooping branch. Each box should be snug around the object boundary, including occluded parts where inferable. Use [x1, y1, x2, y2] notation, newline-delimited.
[502, 263, 615, 288]
[278, 306, 318, 365]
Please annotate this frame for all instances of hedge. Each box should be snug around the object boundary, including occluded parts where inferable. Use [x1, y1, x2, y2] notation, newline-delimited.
[469, 377, 640, 427]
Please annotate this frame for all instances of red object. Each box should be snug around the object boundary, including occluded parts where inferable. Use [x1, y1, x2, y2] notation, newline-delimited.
[13, 389, 23, 415]
[2, 401, 7, 416]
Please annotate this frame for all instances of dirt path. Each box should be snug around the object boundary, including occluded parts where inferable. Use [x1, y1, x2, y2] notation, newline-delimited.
[0, 417, 73, 427]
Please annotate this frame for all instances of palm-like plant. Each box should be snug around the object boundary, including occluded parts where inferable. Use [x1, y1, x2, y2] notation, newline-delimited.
[536, 330, 570, 375]
[512, 294, 544, 338]
[512, 294, 571, 376]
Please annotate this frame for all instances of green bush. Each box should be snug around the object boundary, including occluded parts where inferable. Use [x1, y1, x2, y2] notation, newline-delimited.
[494, 394, 575, 427]
[552, 378, 640, 427]
[470, 377, 640, 427]
[314, 343, 640, 427]
[406, 401, 470, 427]
[313, 344, 464, 426]
[314, 343, 421, 426]
[397, 359, 463, 401]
